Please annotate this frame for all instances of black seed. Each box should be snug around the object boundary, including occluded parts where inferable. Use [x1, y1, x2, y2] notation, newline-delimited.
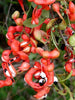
[4, 69, 7, 72]
[54, 81, 58, 85]
[10, 59, 14, 62]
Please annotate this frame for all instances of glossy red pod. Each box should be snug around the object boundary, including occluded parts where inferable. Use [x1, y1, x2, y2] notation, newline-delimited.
[0, 77, 13, 88]
[11, 39, 20, 52]
[1, 50, 11, 62]
[18, 62, 30, 71]
[34, 86, 50, 99]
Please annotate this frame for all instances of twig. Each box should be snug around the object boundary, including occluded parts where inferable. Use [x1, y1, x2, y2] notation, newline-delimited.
[59, 30, 73, 52]
[5, 0, 13, 28]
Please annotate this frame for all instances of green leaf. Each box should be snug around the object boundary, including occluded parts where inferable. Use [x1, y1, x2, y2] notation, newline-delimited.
[23, 18, 45, 28]
[41, 10, 49, 18]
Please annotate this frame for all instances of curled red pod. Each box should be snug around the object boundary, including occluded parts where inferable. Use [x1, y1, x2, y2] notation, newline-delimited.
[7, 63, 17, 78]
[24, 67, 41, 89]
[6, 31, 14, 40]
[34, 70, 41, 79]
[25, 26, 31, 34]
[21, 34, 30, 41]
[65, 61, 75, 76]
[2, 63, 12, 77]
[30, 46, 36, 53]
[47, 62, 54, 72]
[42, 48, 60, 59]
[8, 26, 16, 33]
[0, 77, 13, 88]
[23, 46, 31, 53]
[17, 51, 29, 62]
[36, 47, 44, 56]
[18, 62, 30, 71]
[34, 86, 50, 99]
[15, 26, 23, 32]
[20, 41, 29, 48]
[1, 50, 11, 62]
[11, 39, 20, 53]
[34, 61, 41, 70]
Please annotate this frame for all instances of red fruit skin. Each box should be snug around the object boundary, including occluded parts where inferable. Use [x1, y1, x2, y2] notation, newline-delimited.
[69, 1, 75, 14]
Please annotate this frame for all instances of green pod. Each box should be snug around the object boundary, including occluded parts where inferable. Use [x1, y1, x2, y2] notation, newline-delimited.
[46, 18, 57, 30]
[58, 21, 67, 30]
[69, 34, 75, 47]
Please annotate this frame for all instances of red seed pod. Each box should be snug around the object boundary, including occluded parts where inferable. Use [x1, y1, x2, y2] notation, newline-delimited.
[7, 63, 17, 78]
[34, 61, 41, 70]
[69, 1, 75, 14]
[25, 26, 31, 34]
[20, 41, 29, 48]
[30, 46, 36, 53]
[8, 26, 16, 33]
[34, 87, 50, 99]
[36, 47, 44, 56]
[14, 18, 23, 26]
[7, 40, 12, 46]
[4, 77, 13, 87]
[23, 46, 31, 53]
[18, 62, 30, 71]
[11, 39, 20, 52]
[40, 58, 48, 66]
[42, 48, 60, 59]
[2, 63, 12, 77]
[47, 63, 54, 72]
[0, 77, 13, 88]
[21, 34, 30, 41]
[34, 71, 41, 79]
[1, 50, 11, 62]
[17, 51, 29, 62]
[15, 26, 23, 32]
[6, 31, 14, 40]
